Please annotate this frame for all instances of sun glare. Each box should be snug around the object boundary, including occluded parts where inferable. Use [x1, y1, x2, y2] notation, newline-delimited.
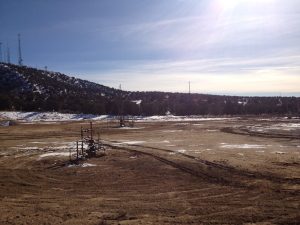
[224, 0, 240, 5]
[218, 0, 241, 7]
[218, 0, 273, 7]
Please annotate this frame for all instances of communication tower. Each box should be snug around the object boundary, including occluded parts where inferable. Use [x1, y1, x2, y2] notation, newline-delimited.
[18, 34, 23, 66]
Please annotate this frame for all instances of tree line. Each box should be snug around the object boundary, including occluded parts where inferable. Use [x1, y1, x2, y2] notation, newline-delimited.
[0, 63, 299, 117]
[1, 91, 299, 117]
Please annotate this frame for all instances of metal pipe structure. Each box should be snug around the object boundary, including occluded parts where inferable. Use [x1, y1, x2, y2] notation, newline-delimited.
[70, 122, 107, 164]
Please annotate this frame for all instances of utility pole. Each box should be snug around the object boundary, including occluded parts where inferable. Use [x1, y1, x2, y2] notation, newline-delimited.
[7, 47, 10, 64]
[3, 48, 6, 63]
[18, 34, 23, 66]
[0, 42, 2, 63]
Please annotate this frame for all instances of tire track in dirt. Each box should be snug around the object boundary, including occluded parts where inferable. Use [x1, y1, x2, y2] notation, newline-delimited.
[104, 142, 231, 184]
[104, 141, 300, 191]
[221, 126, 300, 139]
[107, 141, 263, 177]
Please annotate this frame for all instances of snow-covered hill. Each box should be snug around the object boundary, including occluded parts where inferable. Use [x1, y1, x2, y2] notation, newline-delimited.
[0, 63, 116, 96]
[0, 64, 33, 93]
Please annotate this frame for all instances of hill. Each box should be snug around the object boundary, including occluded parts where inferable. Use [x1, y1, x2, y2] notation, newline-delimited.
[0, 63, 299, 116]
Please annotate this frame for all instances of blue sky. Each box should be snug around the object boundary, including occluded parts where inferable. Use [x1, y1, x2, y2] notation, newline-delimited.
[1, 0, 300, 96]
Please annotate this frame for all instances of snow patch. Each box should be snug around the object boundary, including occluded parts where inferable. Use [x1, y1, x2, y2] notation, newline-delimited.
[0, 121, 10, 126]
[122, 141, 146, 145]
[177, 149, 186, 153]
[39, 152, 70, 158]
[81, 163, 97, 167]
[163, 130, 182, 132]
[221, 144, 266, 149]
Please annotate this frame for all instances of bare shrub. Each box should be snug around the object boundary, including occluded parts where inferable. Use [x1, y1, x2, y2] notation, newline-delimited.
[9, 120, 20, 126]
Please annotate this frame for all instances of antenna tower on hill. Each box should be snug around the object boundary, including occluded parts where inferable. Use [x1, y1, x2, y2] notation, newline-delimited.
[18, 34, 23, 66]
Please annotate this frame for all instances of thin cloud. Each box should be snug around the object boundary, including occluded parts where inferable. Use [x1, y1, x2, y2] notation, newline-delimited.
[75, 54, 300, 94]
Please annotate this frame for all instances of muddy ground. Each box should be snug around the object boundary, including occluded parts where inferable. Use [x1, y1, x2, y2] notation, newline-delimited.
[0, 117, 300, 224]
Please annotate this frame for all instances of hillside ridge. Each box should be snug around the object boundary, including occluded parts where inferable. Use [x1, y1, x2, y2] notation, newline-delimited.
[0, 63, 299, 117]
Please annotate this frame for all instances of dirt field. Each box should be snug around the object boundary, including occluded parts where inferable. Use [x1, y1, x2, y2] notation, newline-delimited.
[0, 117, 300, 224]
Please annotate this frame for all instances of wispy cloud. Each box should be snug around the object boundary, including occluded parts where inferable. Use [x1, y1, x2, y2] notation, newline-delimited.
[66, 54, 299, 94]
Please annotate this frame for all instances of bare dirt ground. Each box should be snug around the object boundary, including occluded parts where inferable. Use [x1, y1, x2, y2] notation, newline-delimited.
[0, 117, 300, 224]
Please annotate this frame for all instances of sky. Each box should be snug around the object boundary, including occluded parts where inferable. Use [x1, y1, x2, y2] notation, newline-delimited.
[1, 0, 300, 97]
